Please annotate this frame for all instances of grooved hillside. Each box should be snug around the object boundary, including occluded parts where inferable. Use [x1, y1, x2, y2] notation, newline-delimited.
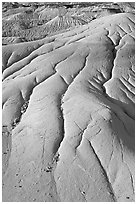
[2, 8, 135, 202]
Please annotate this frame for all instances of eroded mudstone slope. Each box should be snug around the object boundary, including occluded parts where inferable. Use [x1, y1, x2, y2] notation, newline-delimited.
[2, 13, 135, 202]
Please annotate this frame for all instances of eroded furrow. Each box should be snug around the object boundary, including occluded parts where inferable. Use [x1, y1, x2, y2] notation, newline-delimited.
[88, 139, 117, 201]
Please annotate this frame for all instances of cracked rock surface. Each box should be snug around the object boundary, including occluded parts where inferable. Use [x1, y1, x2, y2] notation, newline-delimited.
[2, 12, 135, 202]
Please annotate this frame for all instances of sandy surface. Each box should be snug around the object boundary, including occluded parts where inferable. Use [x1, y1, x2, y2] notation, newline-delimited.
[2, 12, 135, 202]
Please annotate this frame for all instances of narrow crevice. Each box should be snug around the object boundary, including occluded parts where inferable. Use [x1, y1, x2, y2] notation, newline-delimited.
[74, 120, 91, 150]
[60, 52, 90, 102]
[78, 187, 87, 201]
[58, 74, 69, 85]
[107, 135, 114, 170]
[2, 126, 12, 175]
[106, 36, 117, 82]
[119, 139, 135, 195]
[116, 25, 127, 37]
[52, 94, 66, 157]
[129, 172, 135, 195]
[11, 91, 33, 131]
[126, 16, 135, 25]
[40, 135, 46, 173]
[88, 139, 117, 201]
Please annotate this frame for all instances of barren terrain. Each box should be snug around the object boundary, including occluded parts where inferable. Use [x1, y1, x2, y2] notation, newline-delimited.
[2, 2, 135, 202]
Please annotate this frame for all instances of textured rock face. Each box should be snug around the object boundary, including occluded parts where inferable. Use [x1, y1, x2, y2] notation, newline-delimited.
[2, 13, 135, 202]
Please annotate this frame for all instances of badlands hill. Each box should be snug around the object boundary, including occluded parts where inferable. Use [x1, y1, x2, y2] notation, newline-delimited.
[2, 2, 135, 202]
[2, 2, 135, 44]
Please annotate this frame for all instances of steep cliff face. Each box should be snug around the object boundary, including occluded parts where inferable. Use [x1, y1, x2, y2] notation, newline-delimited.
[2, 12, 135, 202]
